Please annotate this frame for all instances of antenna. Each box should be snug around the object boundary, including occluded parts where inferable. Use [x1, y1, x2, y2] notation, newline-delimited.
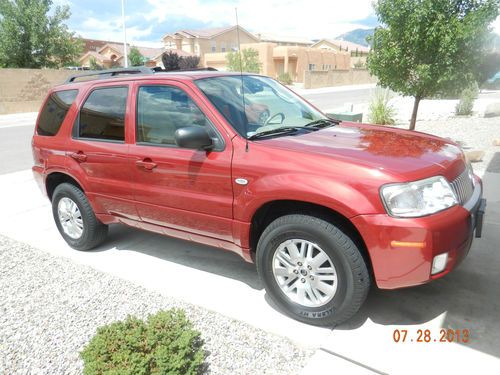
[235, 8, 249, 152]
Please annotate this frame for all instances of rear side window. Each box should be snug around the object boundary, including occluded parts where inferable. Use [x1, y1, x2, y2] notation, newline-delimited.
[78, 87, 128, 142]
[37, 90, 78, 136]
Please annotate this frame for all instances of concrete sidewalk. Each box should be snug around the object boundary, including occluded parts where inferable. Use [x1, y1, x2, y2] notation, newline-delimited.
[0, 112, 37, 128]
[1, 169, 500, 373]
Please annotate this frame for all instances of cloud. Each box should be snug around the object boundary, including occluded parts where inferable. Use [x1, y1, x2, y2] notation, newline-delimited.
[144, 0, 375, 38]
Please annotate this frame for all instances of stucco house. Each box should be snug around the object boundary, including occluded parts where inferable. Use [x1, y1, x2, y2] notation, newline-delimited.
[162, 25, 259, 64]
[79, 42, 164, 69]
[204, 42, 351, 83]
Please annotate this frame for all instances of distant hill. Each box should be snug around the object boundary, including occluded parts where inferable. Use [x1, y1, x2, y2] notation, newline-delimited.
[335, 28, 375, 47]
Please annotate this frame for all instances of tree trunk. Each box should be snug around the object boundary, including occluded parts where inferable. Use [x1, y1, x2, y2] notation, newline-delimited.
[409, 95, 421, 131]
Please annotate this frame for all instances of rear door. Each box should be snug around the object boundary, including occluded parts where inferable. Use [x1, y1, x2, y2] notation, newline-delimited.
[66, 82, 138, 219]
[128, 80, 234, 241]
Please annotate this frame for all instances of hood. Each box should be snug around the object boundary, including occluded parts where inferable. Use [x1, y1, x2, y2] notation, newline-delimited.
[261, 123, 465, 180]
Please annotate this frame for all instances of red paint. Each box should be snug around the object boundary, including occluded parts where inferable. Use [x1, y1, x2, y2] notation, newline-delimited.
[32, 71, 482, 289]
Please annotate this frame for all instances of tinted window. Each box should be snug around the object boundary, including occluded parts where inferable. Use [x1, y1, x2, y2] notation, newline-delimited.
[137, 86, 209, 145]
[37, 90, 78, 136]
[79, 87, 128, 141]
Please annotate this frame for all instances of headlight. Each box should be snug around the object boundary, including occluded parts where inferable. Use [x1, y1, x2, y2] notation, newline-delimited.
[381, 176, 458, 217]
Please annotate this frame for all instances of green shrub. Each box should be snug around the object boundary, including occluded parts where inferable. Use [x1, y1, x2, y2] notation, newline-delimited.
[277, 72, 293, 85]
[455, 82, 479, 116]
[81, 309, 205, 375]
[368, 88, 396, 125]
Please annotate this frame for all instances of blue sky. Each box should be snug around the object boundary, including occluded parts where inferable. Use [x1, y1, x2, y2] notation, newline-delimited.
[58, 0, 499, 47]
[57, 0, 381, 46]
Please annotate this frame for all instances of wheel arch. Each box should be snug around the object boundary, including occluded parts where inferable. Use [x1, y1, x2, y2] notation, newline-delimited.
[46, 172, 85, 201]
[249, 199, 373, 276]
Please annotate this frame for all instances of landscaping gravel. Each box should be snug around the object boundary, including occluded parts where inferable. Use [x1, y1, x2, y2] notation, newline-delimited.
[0, 235, 313, 375]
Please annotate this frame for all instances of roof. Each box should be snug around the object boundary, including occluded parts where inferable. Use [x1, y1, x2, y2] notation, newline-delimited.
[97, 43, 165, 60]
[162, 25, 258, 41]
[78, 51, 110, 63]
[256, 33, 314, 45]
[312, 39, 370, 53]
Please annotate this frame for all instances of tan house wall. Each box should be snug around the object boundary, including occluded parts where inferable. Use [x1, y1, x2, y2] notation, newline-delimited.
[0, 69, 74, 114]
[304, 69, 377, 89]
[205, 43, 351, 83]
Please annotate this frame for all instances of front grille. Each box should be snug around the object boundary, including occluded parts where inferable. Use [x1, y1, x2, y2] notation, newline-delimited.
[450, 167, 474, 205]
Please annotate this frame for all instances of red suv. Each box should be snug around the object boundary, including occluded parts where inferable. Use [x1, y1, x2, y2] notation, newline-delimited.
[32, 68, 486, 326]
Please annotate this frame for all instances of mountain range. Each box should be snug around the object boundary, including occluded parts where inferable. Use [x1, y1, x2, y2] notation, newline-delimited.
[334, 28, 375, 47]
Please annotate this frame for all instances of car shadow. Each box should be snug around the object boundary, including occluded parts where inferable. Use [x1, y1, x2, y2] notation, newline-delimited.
[92, 224, 264, 290]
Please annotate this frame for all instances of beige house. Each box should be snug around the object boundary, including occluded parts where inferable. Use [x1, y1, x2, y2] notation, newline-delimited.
[311, 39, 370, 67]
[79, 42, 164, 69]
[204, 42, 351, 83]
[162, 26, 259, 64]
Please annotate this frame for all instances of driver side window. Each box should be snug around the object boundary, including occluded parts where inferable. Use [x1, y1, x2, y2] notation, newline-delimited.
[136, 85, 209, 146]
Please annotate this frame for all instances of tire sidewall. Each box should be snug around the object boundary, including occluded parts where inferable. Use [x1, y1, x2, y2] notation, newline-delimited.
[257, 218, 358, 325]
[52, 184, 91, 249]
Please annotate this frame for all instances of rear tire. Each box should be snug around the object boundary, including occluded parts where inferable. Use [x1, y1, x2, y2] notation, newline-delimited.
[256, 214, 370, 326]
[52, 183, 108, 250]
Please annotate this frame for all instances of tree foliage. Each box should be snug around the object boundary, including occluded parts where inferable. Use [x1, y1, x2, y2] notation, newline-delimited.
[226, 48, 261, 73]
[477, 51, 500, 86]
[161, 50, 181, 71]
[128, 46, 144, 67]
[179, 55, 200, 70]
[368, 0, 499, 130]
[0, 0, 82, 68]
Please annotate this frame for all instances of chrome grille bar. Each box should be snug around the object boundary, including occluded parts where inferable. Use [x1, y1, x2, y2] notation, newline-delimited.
[450, 167, 474, 205]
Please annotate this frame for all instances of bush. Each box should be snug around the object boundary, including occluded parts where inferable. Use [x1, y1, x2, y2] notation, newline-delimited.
[368, 88, 396, 125]
[277, 72, 293, 85]
[455, 82, 479, 116]
[81, 309, 205, 375]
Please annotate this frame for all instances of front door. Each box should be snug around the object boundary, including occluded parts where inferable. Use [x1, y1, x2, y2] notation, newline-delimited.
[128, 81, 234, 241]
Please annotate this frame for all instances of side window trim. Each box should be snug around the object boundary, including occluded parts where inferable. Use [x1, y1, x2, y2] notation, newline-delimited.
[134, 83, 225, 151]
[73, 85, 129, 144]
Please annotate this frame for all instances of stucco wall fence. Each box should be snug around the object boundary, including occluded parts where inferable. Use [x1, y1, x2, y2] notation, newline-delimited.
[0, 69, 74, 114]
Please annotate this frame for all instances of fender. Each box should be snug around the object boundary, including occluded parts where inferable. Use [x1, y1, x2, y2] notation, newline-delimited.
[233, 172, 383, 223]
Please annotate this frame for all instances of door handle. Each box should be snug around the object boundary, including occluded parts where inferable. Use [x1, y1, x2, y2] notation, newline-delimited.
[68, 151, 87, 162]
[136, 159, 157, 170]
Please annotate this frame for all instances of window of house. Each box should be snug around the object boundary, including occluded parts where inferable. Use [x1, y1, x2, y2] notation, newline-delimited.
[211, 41, 217, 53]
[230, 43, 238, 52]
[136, 86, 210, 146]
[308, 64, 316, 71]
[37, 89, 78, 136]
[221, 42, 226, 53]
[78, 87, 128, 142]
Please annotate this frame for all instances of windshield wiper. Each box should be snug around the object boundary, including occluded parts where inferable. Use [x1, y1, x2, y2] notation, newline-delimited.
[304, 118, 341, 129]
[247, 126, 316, 140]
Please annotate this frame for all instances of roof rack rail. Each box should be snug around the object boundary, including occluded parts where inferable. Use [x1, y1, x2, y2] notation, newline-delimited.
[65, 67, 154, 83]
[151, 67, 218, 72]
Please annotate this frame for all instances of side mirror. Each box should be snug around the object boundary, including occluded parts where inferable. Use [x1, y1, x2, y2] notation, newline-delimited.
[174, 126, 213, 150]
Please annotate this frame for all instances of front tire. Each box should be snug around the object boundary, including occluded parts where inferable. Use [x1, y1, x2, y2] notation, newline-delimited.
[52, 183, 108, 251]
[256, 214, 370, 326]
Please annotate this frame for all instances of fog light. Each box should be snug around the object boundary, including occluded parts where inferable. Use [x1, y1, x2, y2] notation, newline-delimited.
[431, 253, 448, 275]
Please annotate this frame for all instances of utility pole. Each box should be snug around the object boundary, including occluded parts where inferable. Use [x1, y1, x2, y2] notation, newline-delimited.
[121, 0, 128, 67]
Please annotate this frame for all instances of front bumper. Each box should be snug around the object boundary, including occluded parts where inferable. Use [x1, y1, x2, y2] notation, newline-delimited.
[352, 178, 485, 289]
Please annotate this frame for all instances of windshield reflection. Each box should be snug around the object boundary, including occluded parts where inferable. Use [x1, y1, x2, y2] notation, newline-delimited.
[195, 75, 326, 138]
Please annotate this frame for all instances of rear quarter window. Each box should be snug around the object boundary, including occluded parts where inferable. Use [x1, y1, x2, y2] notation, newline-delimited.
[37, 89, 78, 136]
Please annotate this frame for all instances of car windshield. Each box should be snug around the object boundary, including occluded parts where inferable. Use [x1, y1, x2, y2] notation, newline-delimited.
[195, 75, 327, 138]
